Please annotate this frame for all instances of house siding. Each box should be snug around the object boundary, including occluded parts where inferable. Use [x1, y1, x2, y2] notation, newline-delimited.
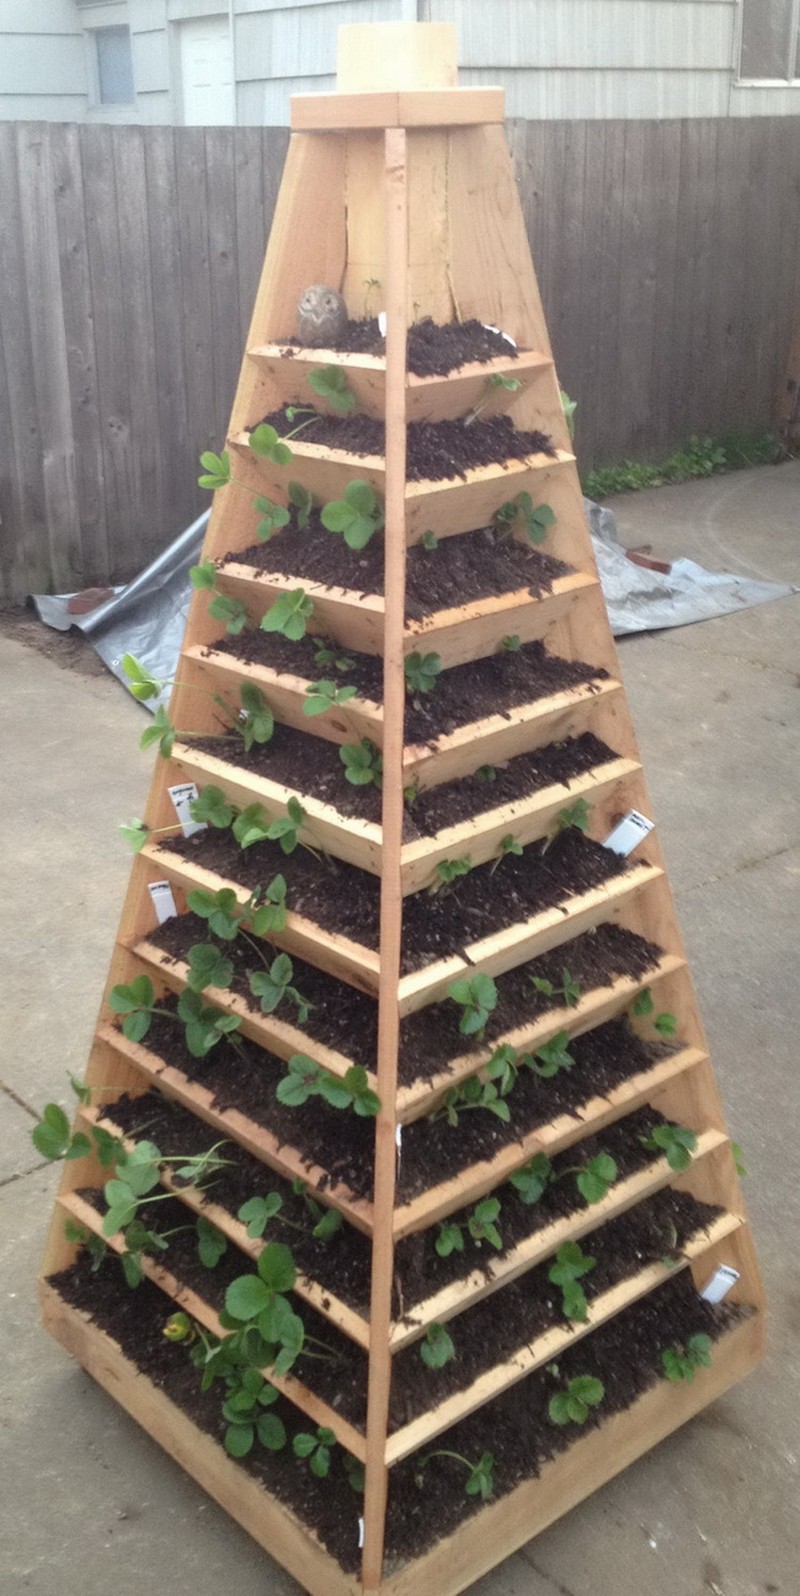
[1, 0, 799, 122]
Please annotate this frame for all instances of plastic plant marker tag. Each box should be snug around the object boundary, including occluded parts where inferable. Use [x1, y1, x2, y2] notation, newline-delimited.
[395, 1124, 402, 1176]
[377, 311, 387, 337]
[699, 1264, 740, 1304]
[147, 881, 178, 925]
[358, 1516, 365, 1549]
[482, 323, 518, 349]
[168, 782, 206, 839]
[603, 809, 655, 857]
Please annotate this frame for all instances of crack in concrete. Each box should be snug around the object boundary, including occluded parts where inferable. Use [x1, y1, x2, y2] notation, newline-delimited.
[519, 1550, 578, 1596]
[674, 838, 800, 899]
[0, 1080, 39, 1122]
[0, 1158, 50, 1189]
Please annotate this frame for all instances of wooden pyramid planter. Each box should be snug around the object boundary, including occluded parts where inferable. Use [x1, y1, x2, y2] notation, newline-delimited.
[39, 23, 765, 1596]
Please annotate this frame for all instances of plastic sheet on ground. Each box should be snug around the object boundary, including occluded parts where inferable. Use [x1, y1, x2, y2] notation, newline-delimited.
[585, 499, 796, 635]
[31, 500, 796, 707]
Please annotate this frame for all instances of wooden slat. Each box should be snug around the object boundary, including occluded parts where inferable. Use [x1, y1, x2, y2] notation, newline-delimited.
[182, 642, 384, 747]
[56, 1192, 367, 1463]
[393, 1046, 707, 1240]
[93, 1022, 375, 1236]
[51, 122, 107, 586]
[15, 123, 80, 591]
[112, 126, 164, 573]
[388, 1125, 726, 1348]
[290, 88, 504, 132]
[39, 1281, 363, 1596]
[386, 1208, 744, 1462]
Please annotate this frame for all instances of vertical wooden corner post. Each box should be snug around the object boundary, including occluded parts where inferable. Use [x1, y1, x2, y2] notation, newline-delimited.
[38, 21, 765, 1596]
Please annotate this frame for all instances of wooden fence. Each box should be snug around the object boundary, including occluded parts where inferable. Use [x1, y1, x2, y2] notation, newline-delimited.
[1, 117, 798, 600]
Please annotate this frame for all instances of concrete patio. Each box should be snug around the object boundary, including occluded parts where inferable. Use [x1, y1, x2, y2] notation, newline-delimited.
[1, 459, 797, 1596]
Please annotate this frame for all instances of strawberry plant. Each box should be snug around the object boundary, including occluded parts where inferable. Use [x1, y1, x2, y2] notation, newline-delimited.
[530, 968, 582, 1007]
[277, 1055, 381, 1117]
[436, 1197, 502, 1256]
[420, 1322, 455, 1368]
[293, 1426, 337, 1477]
[548, 1241, 596, 1322]
[109, 975, 242, 1057]
[303, 680, 357, 717]
[416, 1450, 495, 1500]
[260, 588, 314, 641]
[661, 1333, 712, 1382]
[639, 1122, 697, 1173]
[340, 739, 382, 788]
[307, 364, 356, 415]
[404, 652, 442, 694]
[431, 856, 472, 894]
[630, 987, 678, 1037]
[249, 952, 311, 1024]
[492, 492, 555, 545]
[464, 372, 521, 425]
[447, 972, 498, 1037]
[321, 480, 384, 549]
[547, 1372, 604, 1425]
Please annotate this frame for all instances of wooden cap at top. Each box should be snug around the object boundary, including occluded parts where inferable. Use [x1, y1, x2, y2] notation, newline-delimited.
[336, 22, 457, 92]
[291, 23, 502, 132]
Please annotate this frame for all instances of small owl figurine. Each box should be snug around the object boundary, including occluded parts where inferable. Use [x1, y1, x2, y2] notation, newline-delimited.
[296, 285, 348, 348]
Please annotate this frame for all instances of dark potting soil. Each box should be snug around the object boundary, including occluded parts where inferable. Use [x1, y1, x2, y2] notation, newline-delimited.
[187, 721, 618, 839]
[148, 912, 661, 1089]
[48, 1256, 742, 1571]
[252, 405, 555, 482]
[221, 520, 572, 621]
[109, 1002, 673, 1205]
[383, 1273, 744, 1563]
[99, 1094, 682, 1323]
[49, 1258, 367, 1574]
[204, 632, 608, 748]
[159, 825, 635, 976]
[74, 1181, 721, 1437]
[282, 316, 523, 376]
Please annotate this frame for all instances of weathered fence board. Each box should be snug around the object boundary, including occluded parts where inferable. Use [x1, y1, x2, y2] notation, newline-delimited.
[0, 116, 797, 600]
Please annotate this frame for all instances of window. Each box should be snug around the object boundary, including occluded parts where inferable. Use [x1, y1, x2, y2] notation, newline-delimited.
[740, 0, 800, 81]
[94, 25, 135, 105]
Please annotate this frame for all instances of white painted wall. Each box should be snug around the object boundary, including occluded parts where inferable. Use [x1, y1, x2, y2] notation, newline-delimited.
[1, 0, 799, 122]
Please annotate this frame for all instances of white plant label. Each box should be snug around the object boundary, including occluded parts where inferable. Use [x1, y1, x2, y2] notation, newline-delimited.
[699, 1264, 740, 1304]
[147, 880, 178, 924]
[482, 322, 518, 349]
[603, 809, 655, 857]
[395, 1124, 403, 1176]
[168, 781, 206, 839]
[378, 311, 387, 336]
[358, 1516, 365, 1549]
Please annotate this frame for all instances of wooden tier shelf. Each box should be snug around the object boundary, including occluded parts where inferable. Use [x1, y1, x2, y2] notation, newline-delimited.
[230, 430, 575, 545]
[40, 1279, 363, 1596]
[213, 566, 599, 667]
[165, 735, 640, 894]
[77, 1110, 372, 1350]
[141, 838, 663, 1012]
[388, 1130, 732, 1348]
[246, 343, 552, 424]
[56, 1191, 368, 1463]
[40, 30, 763, 1595]
[90, 1015, 710, 1248]
[91, 1026, 376, 1235]
[39, 1278, 763, 1596]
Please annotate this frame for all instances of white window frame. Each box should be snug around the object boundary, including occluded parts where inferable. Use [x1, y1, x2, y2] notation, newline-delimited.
[734, 0, 800, 87]
[81, 1, 137, 112]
